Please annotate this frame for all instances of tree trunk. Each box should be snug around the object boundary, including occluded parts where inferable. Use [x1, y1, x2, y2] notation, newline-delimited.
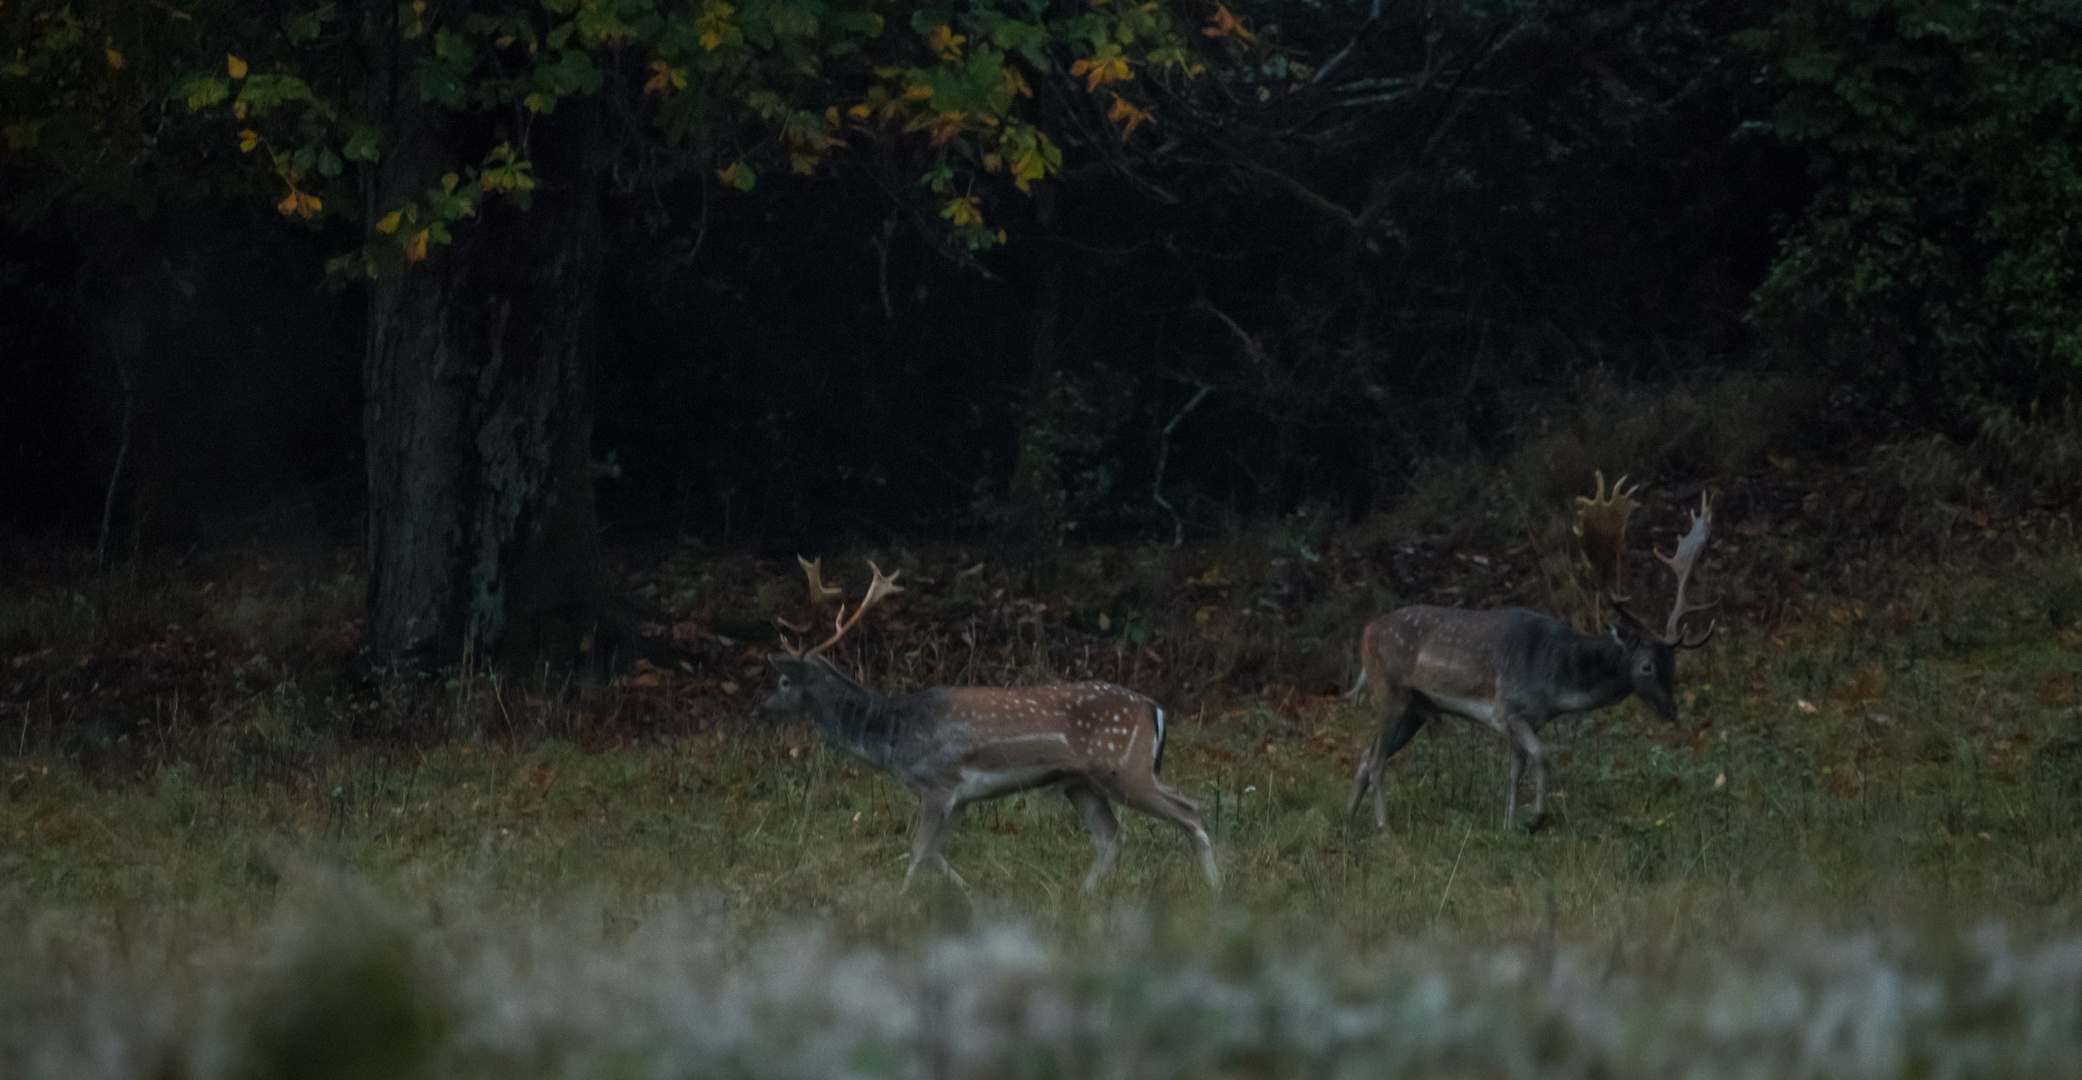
[362, 91, 620, 679]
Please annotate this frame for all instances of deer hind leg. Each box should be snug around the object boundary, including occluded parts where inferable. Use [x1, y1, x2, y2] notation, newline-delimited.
[903, 793, 968, 892]
[1347, 693, 1425, 832]
[1062, 780, 1123, 892]
[1345, 687, 1396, 818]
[1504, 744, 1524, 828]
[1116, 781, 1219, 890]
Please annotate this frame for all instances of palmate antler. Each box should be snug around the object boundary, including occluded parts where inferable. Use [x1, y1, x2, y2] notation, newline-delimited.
[1574, 471, 1641, 604]
[1574, 474, 1715, 647]
[1655, 495, 1716, 649]
[777, 557, 904, 659]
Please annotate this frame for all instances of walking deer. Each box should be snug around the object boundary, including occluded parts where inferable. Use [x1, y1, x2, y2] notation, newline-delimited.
[759, 558, 1218, 891]
[1345, 476, 1716, 830]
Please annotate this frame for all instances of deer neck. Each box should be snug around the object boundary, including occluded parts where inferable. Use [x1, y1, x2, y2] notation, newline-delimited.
[1551, 630, 1635, 711]
[802, 676, 920, 771]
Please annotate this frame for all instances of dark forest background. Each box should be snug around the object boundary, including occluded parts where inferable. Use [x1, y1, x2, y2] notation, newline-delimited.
[6, 0, 2081, 569]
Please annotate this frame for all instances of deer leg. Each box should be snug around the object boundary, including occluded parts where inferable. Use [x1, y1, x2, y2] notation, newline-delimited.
[1504, 743, 1525, 829]
[935, 804, 970, 887]
[1347, 691, 1421, 829]
[1349, 700, 1426, 831]
[1119, 782, 1220, 890]
[903, 793, 965, 891]
[1511, 723, 1551, 826]
[1063, 781, 1123, 892]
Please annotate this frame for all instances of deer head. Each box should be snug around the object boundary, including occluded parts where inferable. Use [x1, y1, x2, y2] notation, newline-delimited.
[762, 557, 904, 717]
[1574, 474, 1715, 725]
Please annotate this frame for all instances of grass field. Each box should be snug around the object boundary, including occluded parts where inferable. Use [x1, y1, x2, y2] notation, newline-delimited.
[8, 449, 2082, 1078]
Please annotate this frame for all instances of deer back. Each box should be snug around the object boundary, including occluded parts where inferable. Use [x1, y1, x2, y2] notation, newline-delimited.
[1362, 605, 1632, 723]
[899, 682, 1168, 790]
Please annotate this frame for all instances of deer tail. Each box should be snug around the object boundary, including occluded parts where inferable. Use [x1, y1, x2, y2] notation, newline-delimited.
[1151, 703, 1169, 776]
[1343, 667, 1368, 700]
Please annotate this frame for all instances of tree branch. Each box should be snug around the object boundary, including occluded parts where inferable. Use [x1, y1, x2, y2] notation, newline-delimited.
[1311, 0, 1386, 88]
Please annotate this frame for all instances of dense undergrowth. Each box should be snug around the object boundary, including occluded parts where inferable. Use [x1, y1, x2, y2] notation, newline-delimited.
[7, 389, 2082, 1077]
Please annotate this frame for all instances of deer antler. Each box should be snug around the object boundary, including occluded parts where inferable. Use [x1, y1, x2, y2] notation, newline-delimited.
[798, 555, 844, 604]
[1574, 471, 1640, 604]
[1654, 493, 1715, 647]
[802, 559, 903, 659]
[777, 557, 902, 658]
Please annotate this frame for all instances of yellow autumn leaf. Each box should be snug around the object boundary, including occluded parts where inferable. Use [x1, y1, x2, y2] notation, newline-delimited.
[927, 112, 969, 147]
[375, 209, 402, 234]
[1069, 52, 1132, 92]
[237, 128, 259, 152]
[1107, 94, 1151, 137]
[105, 48, 123, 69]
[940, 194, 982, 227]
[227, 53, 247, 78]
[1202, 3, 1253, 40]
[404, 228, 429, 261]
[233, 99, 247, 119]
[522, 92, 549, 113]
[276, 188, 321, 219]
[643, 58, 686, 94]
[926, 25, 965, 61]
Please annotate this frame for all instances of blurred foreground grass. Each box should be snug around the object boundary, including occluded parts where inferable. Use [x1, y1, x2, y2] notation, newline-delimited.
[8, 446, 2082, 1077]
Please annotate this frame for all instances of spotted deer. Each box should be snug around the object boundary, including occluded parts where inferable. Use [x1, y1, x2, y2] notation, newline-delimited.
[760, 558, 1218, 891]
[1345, 475, 1716, 830]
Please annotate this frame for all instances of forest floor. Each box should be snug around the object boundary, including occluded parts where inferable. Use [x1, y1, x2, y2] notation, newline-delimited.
[7, 435, 2082, 1078]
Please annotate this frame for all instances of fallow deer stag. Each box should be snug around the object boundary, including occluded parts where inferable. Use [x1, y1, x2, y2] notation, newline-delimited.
[760, 558, 1218, 891]
[1345, 475, 1716, 830]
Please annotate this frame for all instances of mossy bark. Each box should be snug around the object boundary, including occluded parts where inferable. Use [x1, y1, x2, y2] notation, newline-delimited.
[361, 91, 622, 679]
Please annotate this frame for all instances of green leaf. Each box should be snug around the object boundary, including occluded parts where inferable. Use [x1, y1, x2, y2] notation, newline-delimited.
[414, 57, 467, 106]
[342, 124, 382, 162]
[284, 3, 336, 44]
[237, 73, 316, 114]
[434, 27, 476, 67]
[176, 73, 230, 111]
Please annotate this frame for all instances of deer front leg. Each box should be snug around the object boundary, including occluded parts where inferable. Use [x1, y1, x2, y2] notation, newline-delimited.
[903, 792, 966, 891]
[1502, 717, 1551, 830]
[1513, 722, 1551, 826]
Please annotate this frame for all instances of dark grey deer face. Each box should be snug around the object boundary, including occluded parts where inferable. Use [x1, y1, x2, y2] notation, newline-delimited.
[760, 655, 825, 717]
[1621, 635, 1681, 726]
